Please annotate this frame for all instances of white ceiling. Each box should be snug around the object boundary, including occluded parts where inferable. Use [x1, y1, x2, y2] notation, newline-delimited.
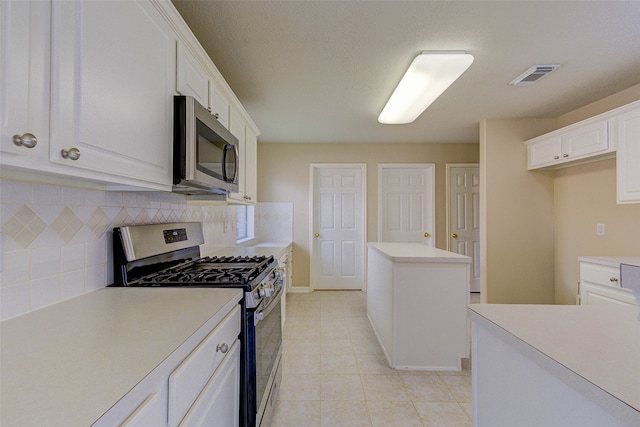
[171, 1, 640, 144]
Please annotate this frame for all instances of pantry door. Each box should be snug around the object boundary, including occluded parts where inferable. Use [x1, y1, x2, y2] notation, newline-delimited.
[310, 164, 366, 290]
[379, 164, 435, 246]
[447, 164, 481, 292]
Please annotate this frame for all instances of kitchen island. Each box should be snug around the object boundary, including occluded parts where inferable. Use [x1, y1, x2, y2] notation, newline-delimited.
[366, 242, 471, 370]
[1, 287, 242, 426]
[469, 304, 640, 427]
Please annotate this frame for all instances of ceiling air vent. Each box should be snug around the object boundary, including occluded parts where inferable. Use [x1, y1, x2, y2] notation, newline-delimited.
[510, 64, 560, 86]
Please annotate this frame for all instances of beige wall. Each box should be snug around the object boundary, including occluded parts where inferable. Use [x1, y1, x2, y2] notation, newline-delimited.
[481, 83, 640, 305]
[480, 118, 557, 304]
[553, 83, 640, 304]
[257, 143, 479, 287]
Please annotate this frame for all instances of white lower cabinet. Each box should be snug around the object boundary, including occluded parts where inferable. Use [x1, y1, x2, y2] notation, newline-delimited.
[179, 341, 240, 427]
[93, 304, 241, 427]
[579, 259, 637, 306]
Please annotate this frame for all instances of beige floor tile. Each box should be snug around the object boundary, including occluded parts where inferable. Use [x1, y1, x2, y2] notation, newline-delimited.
[321, 337, 354, 355]
[285, 337, 321, 355]
[355, 353, 396, 375]
[270, 400, 321, 427]
[440, 375, 473, 403]
[399, 374, 454, 402]
[361, 374, 408, 401]
[321, 374, 365, 401]
[321, 400, 371, 427]
[272, 291, 475, 427]
[278, 374, 321, 401]
[367, 401, 422, 427]
[283, 353, 321, 375]
[413, 401, 472, 427]
[321, 353, 359, 374]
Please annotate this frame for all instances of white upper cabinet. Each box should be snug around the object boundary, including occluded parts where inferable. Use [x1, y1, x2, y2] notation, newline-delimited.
[526, 120, 611, 169]
[176, 40, 209, 107]
[228, 105, 258, 204]
[0, 1, 51, 165]
[50, 0, 174, 188]
[176, 40, 230, 129]
[1, 0, 177, 190]
[615, 102, 640, 204]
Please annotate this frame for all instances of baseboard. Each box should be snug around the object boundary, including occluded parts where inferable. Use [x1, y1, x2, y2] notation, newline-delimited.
[289, 286, 311, 293]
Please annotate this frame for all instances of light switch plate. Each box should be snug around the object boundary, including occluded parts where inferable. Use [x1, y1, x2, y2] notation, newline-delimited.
[596, 223, 605, 236]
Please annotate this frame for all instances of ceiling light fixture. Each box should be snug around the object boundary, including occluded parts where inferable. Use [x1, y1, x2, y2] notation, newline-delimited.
[378, 51, 474, 124]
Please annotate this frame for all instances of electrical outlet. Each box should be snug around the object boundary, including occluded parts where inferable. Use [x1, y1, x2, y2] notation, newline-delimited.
[596, 223, 605, 236]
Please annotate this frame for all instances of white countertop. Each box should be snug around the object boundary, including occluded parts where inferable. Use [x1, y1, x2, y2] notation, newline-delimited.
[578, 256, 640, 268]
[208, 243, 291, 260]
[1, 287, 242, 427]
[468, 303, 640, 414]
[368, 242, 471, 263]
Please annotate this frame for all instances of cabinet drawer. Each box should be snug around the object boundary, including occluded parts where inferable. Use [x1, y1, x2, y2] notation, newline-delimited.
[168, 304, 241, 426]
[580, 262, 620, 287]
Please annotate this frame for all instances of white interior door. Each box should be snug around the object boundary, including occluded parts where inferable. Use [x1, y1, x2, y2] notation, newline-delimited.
[379, 164, 435, 246]
[447, 164, 481, 292]
[310, 164, 366, 290]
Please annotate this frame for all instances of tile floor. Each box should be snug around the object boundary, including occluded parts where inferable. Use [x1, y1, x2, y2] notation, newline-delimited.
[270, 291, 475, 427]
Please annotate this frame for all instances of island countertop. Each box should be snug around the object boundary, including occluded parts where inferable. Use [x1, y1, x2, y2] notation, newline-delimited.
[367, 242, 471, 263]
[1, 287, 242, 427]
[468, 303, 640, 416]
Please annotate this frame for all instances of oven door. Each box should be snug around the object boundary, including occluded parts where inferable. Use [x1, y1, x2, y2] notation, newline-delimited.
[254, 285, 283, 427]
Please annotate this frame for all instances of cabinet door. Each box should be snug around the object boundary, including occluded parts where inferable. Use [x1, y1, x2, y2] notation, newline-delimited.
[50, 1, 173, 187]
[209, 85, 230, 129]
[228, 105, 247, 203]
[0, 1, 50, 165]
[119, 392, 166, 427]
[528, 136, 562, 169]
[580, 282, 637, 306]
[179, 341, 240, 427]
[176, 40, 209, 108]
[616, 106, 640, 204]
[562, 121, 608, 160]
[244, 126, 258, 203]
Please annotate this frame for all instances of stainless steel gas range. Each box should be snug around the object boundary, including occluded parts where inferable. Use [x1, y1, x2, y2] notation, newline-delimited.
[111, 222, 283, 427]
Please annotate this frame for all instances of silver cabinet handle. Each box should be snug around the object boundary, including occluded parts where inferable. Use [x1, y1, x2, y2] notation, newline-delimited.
[216, 343, 229, 354]
[13, 133, 38, 148]
[60, 148, 81, 160]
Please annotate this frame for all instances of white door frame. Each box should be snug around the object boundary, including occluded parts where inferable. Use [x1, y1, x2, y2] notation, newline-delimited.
[377, 163, 435, 244]
[446, 163, 481, 292]
[309, 163, 367, 292]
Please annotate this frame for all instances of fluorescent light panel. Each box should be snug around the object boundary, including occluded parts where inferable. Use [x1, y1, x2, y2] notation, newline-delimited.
[378, 51, 474, 124]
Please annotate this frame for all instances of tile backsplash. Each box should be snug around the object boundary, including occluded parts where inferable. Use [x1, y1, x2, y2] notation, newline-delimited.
[0, 178, 238, 321]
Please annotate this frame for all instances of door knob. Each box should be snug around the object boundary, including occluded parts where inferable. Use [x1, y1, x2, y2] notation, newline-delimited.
[314, 233, 320, 238]
[423, 232, 430, 238]
[452, 233, 458, 238]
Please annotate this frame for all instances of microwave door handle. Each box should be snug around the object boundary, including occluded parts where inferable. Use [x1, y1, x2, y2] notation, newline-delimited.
[222, 144, 238, 183]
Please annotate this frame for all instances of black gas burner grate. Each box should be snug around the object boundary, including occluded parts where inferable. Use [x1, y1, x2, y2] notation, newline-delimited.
[133, 255, 276, 286]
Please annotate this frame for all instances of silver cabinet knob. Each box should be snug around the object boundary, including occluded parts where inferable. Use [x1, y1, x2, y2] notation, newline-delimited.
[60, 148, 81, 160]
[610, 277, 619, 283]
[216, 343, 229, 354]
[13, 133, 38, 148]
[553, 155, 560, 160]
[563, 154, 569, 158]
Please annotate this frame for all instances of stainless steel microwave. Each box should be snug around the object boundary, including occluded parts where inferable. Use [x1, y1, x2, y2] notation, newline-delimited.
[173, 95, 239, 195]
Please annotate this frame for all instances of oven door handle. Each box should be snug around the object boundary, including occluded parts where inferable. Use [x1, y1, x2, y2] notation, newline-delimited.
[254, 284, 283, 325]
